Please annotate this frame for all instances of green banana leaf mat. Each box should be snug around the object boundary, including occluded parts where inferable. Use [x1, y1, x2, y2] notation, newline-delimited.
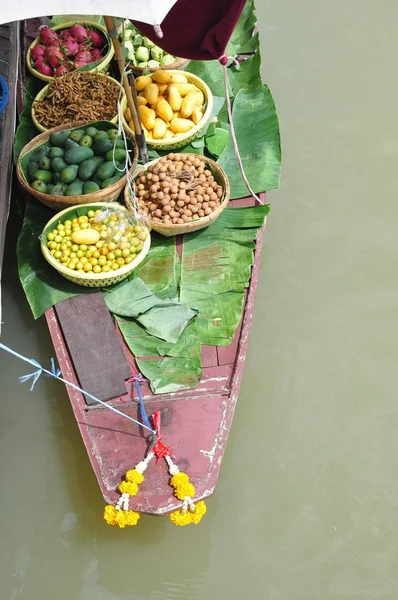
[18, 202, 269, 393]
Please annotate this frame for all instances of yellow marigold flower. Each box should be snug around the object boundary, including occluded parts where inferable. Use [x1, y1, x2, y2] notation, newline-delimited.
[119, 481, 139, 496]
[174, 482, 195, 500]
[103, 505, 117, 525]
[190, 501, 207, 524]
[112, 509, 140, 528]
[125, 469, 144, 484]
[114, 510, 128, 528]
[124, 510, 140, 526]
[170, 472, 189, 487]
[170, 509, 192, 526]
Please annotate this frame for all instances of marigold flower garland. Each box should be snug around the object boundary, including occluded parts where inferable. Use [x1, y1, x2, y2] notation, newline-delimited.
[103, 410, 207, 528]
[166, 456, 207, 526]
[103, 453, 153, 528]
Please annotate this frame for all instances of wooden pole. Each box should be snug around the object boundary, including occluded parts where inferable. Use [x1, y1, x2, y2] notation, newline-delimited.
[103, 16, 148, 162]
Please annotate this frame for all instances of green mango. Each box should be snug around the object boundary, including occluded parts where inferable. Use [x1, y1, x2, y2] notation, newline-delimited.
[115, 138, 128, 149]
[52, 172, 61, 183]
[101, 171, 124, 189]
[92, 137, 113, 155]
[48, 147, 65, 159]
[91, 156, 105, 166]
[49, 130, 71, 147]
[105, 148, 127, 162]
[86, 126, 98, 137]
[92, 175, 103, 187]
[68, 129, 85, 143]
[38, 155, 51, 170]
[31, 145, 49, 163]
[64, 147, 94, 165]
[35, 170, 52, 184]
[66, 181, 83, 196]
[93, 130, 109, 142]
[51, 157, 68, 172]
[31, 180, 48, 193]
[46, 184, 54, 195]
[79, 135, 93, 148]
[51, 183, 66, 197]
[27, 161, 39, 183]
[78, 159, 98, 181]
[83, 181, 100, 194]
[64, 138, 80, 150]
[107, 129, 121, 141]
[60, 164, 79, 184]
[95, 160, 117, 181]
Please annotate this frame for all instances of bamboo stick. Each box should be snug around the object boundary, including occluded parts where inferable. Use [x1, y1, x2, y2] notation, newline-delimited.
[103, 16, 148, 162]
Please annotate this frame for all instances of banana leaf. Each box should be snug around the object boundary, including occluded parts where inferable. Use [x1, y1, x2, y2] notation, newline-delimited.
[226, 0, 259, 55]
[217, 86, 281, 198]
[227, 51, 262, 97]
[136, 356, 202, 395]
[206, 127, 229, 159]
[14, 77, 44, 162]
[130, 232, 180, 300]
[104, 277, 195, 343]
[116, 317, 202, 394]
[179, 205, 269, 345]
[115, 317, 200, 360]
[17, 202, 93, 319]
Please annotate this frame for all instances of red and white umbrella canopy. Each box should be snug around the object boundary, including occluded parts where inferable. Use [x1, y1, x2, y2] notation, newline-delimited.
[0, 0, 247, 61]
[0, 0, 178, 28]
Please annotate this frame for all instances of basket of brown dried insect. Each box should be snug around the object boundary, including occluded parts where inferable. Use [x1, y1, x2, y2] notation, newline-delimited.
[31, 71, 124, 132]
[124, 153, 230, 237]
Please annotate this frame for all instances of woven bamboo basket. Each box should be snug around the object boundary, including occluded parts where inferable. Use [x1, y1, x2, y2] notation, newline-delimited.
[124, 154, 230, 237]
[117, 19, 189, 75]
[41, 202, 151, 288]
[121, 71, 213, 151]
[31, 74, 124, 133]
[26, 21, 114, 82]
[16, 121, 138, 211]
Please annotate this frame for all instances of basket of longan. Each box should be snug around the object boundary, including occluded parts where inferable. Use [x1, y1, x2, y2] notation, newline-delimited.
[124, 153, 230, 237]
[41, 202, 151, 287]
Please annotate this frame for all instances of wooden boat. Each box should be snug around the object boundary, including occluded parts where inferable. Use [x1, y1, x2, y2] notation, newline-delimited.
[13, 8, 272, 517]
[45, 195, 266, 515]
[0, 22, 19, 334]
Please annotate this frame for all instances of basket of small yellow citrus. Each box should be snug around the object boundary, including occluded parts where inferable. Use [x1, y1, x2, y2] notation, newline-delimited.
[41, 202, 151, 287]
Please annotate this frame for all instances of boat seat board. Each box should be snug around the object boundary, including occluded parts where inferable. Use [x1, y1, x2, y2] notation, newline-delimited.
[54, 292, 131, 405]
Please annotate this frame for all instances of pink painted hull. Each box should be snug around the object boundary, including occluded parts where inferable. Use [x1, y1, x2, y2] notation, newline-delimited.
[45, 195, 266, 515]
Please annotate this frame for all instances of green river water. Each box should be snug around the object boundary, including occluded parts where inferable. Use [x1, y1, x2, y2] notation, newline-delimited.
[2, 1, 398, 598]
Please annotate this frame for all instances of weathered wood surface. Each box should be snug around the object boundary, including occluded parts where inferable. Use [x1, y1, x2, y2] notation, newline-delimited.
[0, 22, 19, 335]
[54, 292, 131, 404]
[45, 194, 266, 514]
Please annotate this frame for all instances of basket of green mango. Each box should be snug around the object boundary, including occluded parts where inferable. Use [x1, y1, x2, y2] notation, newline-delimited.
[16, 120, 138, 211]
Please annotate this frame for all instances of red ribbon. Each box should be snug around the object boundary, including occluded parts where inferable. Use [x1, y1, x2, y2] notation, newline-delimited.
[152, 411, 174, 461]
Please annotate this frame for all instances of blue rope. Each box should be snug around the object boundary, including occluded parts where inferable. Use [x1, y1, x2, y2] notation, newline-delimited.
[133, 374, 152, 432]
[0, 342, 155, 434]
